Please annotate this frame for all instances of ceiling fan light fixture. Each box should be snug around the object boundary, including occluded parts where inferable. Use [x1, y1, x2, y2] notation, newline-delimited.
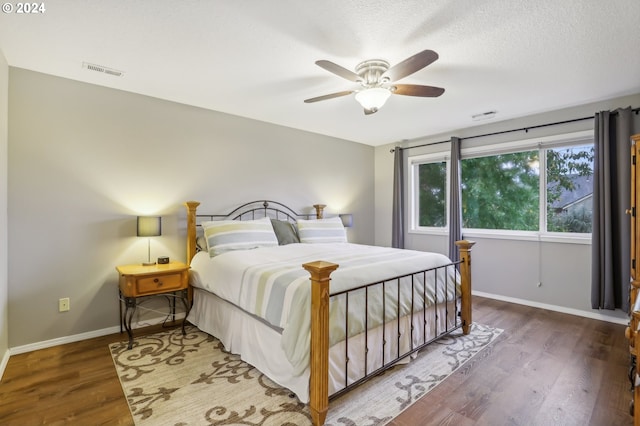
[355, 87, 391, 111]
[306, 50, 443, 110]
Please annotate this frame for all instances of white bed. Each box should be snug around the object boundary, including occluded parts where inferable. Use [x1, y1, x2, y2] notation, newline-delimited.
[187, 243, 460, 402]
[183, 200, 475, 425]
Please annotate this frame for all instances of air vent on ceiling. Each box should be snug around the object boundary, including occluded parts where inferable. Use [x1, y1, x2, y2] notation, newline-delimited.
[472, 111, 497, 121]
[82, 62, 124, 77]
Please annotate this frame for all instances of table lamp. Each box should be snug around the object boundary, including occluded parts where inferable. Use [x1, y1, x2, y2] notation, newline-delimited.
[137, 216, 162, 266]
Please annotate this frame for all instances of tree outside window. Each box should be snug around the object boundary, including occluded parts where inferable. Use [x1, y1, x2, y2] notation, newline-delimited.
[546, 145, 593, 233]
[417, 162, 446, 227]
[461, 151, 540, 231]
[411, 137, 594, 236]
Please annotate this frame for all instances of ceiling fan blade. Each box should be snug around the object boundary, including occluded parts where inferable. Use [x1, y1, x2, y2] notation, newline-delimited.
[382, 50, 439, 82]
[315, 60, 361, 82]
[304, 90, 354, 103]
[392, 84, 445, 97]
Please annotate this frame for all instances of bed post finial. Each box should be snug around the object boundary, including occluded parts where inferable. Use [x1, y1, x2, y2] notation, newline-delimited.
[455, 240, 475, 334]
[184, 201, 200, 264]
[303, 260, 339, 426]
[313, 204, 326, 219]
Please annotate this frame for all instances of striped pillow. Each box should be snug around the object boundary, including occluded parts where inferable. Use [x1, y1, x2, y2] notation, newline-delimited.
[297, 216, 347, 243]
[201, 217, 279, 257]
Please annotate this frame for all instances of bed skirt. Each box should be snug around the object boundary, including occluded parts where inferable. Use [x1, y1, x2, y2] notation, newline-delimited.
[187, 286, 460, 403]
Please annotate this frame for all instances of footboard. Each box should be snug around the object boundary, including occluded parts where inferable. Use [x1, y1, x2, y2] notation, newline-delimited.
[182, 200, 474, 425]
[304, 240, 475, 426]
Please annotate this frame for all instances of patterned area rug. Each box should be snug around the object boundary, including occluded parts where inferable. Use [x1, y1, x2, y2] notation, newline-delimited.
[110, 323, 502, 425]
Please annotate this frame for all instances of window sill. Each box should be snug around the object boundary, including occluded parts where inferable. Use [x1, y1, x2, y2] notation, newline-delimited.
[462, 230, 591, 245]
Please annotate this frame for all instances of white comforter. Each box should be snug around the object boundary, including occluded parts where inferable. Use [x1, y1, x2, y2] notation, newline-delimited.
[189, 243, 458, 375]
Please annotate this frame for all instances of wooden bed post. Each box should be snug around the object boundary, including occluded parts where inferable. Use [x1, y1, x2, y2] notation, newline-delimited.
[184, 201, 200, 265]
[313, 204, 326, 219]
[303, 260, 339, 426]
[455, 240, 476, 335]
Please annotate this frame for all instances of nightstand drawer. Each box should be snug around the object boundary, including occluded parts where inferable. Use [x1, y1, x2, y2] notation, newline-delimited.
[136, 273, 183, 294]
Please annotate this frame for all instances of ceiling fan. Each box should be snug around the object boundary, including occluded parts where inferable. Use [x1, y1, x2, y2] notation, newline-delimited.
[304, 49, 445, 115]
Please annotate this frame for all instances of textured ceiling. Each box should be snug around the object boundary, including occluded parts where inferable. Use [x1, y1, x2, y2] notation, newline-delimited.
[1, 0, 639, 146]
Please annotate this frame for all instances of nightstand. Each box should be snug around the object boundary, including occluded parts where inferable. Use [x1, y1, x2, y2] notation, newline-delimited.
[116, 261, 190, 349]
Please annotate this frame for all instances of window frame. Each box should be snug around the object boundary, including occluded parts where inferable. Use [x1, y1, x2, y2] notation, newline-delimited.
[407, 130, 593, 244]
[408, 151, 450, 236]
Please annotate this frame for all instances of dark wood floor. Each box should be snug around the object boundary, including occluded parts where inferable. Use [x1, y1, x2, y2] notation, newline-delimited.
[0, 296, 633, 425]
[391, 297, 632, 426]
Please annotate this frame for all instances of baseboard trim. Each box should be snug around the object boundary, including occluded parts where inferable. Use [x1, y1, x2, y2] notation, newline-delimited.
[10, 325, 121, 355]
[9, 313, 186, 355]
[6, 295, 627, 356]
[0, 348, 9, 380]
[473, 290, 628, 325]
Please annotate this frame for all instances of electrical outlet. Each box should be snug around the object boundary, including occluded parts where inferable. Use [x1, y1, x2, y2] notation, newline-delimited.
[59, 297, 70, 312]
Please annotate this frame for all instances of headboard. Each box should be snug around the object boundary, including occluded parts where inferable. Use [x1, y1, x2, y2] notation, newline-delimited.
[184, 200, 326, 264]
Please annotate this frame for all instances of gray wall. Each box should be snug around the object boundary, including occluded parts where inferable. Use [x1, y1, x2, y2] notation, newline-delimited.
[0, 51, 8, 367]
[6, 65, 639, 349]
[7, 68, 374, 348]
[375, 93, 640, 320]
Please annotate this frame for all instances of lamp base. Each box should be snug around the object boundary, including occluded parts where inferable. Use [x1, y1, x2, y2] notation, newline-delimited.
[142, 261, 156, 266]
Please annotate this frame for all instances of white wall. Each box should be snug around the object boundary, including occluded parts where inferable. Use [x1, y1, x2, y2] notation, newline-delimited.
[0, 51, 9, 373]
[7, 68, 374, 348]
[375, 94, 640, 321]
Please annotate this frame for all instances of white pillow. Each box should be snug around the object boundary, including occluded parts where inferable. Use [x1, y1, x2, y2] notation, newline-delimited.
[296, 216, 347, 243]
[201, 217, 278, 257]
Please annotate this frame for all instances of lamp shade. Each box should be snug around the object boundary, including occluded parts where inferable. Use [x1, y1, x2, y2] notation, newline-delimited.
[137, 216, 162, 237]
[339, 214, 353, 228]
[355, 87, 391, 111]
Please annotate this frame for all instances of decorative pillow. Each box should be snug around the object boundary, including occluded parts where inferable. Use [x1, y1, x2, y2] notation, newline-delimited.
[196, 235, 208, 252]
[296, 216, 347, 243]
[201, 217, 279, 257]
[271, 219, 300, 245]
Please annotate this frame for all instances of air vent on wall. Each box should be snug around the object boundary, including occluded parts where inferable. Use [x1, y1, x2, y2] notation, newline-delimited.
[82, 62, 124, 77]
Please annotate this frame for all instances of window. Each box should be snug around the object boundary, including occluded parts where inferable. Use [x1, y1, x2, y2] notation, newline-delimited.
[409, 153, 449, 232]
[462, 150, 540, 231]
[545, 144, 593, 233]
[416, 161, 447, 227]
[409, 131, 594, 240]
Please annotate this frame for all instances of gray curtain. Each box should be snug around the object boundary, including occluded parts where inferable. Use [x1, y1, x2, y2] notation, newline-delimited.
[392, 147, 404, 249]
[449, 137, 462, 262]
[591, 107, 633, 311]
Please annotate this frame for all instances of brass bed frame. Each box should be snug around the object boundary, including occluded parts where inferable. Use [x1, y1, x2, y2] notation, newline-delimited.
[184, 200, 475, 425]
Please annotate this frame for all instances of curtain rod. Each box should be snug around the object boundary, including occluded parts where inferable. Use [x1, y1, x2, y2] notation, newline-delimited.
[390, 107, 640, 153]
